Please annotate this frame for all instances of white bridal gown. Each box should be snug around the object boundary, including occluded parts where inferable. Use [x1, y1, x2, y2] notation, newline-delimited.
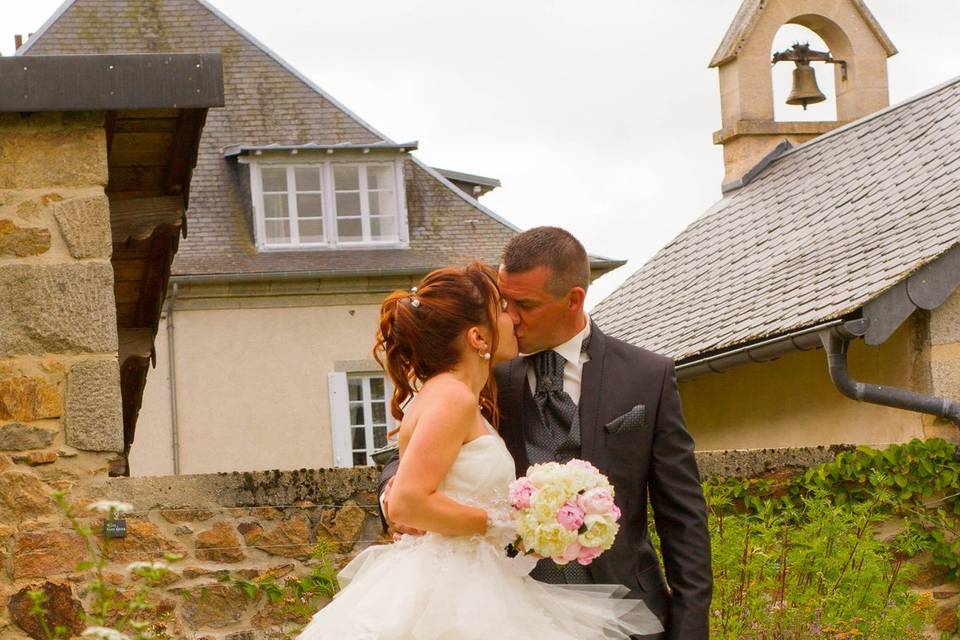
[296, 420, 662, 640]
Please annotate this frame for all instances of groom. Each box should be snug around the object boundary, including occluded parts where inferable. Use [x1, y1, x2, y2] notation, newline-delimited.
[379, 227, 712, 639]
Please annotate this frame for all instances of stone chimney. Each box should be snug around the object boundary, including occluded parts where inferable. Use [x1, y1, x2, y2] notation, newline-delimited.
[710, 0, 897, 189]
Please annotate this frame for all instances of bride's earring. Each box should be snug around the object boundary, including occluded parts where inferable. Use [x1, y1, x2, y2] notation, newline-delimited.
[478, 349, 491, 361]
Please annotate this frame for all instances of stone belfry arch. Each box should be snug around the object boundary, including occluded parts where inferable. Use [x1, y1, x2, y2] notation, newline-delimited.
[710, 0, 897, 187]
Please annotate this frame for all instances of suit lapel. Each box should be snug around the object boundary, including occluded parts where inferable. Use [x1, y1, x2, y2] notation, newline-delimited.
[502, 358, 530, 475]
[579, 322, 607, 470]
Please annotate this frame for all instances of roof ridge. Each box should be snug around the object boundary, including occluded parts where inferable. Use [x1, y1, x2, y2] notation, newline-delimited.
[13, 0, 74, 56]
[18, 0, 395, 145]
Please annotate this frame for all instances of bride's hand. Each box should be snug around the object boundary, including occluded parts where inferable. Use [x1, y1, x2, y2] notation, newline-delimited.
[383, 477, 425, 539]
[516, 541, 544, 560]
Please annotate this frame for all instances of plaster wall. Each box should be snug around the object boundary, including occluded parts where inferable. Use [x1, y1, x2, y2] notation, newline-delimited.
[680, 316, 926, 450]
[131, 300, 385, 476]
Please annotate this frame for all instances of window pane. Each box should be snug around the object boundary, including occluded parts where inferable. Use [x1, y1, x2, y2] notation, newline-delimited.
[349, 403, 365, 426]
[369, 377, 384, 400]
[299, 218, 324, 244]
[297, 193, 323, 219]
[348, 377, 363, 401]
[263, 193, 288, 219]
[353, 451, 367, 466]
[370, 216, 397, 240]
[374, 426, 387, 449]
[367, 166, 394, 190]
[368, 190, 395, 216]
[265, 219, 290, 244]
[338, 217, 363, 242]
[333, 166, 360, 191]
[294, 167, 321, 191]
[352, 427, 366, 449]
[261, 167, 287, 192]
[336, 192, 362, 217]
[372, 402, 386, 425]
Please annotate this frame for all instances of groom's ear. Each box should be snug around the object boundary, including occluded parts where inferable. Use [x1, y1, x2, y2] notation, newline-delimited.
[567, 287, 586, 312]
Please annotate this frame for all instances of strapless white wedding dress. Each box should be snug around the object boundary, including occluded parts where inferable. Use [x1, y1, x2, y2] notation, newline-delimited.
[296, 421, 662, 639]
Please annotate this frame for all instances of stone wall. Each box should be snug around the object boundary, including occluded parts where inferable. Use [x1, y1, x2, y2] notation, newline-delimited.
[0, 111, 126, 639]
[0, 467, 384, 639]
[929, 287, 960, 442]
[1, 443, 956, 638]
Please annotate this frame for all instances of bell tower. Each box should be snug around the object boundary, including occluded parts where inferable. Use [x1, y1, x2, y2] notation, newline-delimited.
[710, 0, 897, 189]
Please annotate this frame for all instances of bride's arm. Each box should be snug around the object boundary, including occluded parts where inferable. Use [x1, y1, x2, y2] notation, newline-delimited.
[387, 382, 488, 537]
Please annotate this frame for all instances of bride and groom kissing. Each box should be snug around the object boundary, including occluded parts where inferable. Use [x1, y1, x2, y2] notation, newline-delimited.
[298, 227, 712, 639]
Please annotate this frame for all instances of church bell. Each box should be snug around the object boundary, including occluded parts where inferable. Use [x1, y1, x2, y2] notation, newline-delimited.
[786, 64, 827, 110]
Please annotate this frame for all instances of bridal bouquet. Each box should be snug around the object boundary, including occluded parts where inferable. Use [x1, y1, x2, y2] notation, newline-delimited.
[507, 459, 620, 566]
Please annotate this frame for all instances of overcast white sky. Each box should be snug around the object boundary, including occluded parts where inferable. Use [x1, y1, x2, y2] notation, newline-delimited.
[4, 1, 959, 308]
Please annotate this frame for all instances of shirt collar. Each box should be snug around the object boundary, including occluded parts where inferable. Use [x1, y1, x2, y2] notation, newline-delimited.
[551, 313, 591, 364]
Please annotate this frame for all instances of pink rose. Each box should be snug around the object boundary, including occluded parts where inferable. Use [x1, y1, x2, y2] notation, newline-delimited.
[610, 503, 622, 521]
[577, 488, 615, 515]
[566, 459, 598, 473]
[556, 501, 585, 531]
[509, 478, 536, 509]
[553, 541, 582, 565]
[576, 544, 603, 565]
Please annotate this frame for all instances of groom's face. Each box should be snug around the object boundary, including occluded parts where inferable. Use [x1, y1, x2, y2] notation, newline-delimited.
[498, 265, 578, 354]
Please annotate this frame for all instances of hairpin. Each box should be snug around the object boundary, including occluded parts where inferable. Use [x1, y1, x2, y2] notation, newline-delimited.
[410, 285, 421, 308]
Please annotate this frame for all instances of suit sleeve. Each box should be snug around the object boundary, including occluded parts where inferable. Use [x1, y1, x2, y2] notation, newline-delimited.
[648, 360, 713, 640]
[377, 450, 400, 532]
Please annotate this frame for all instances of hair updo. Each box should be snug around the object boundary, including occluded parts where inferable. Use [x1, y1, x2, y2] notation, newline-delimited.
[374, 261, 501, 429]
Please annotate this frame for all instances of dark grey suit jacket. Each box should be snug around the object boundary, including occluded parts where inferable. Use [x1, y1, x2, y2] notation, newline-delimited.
[378, 323, 712, 639]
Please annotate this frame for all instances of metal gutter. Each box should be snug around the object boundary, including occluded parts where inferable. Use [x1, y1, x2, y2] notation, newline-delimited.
[169, 266, 433, 286]
[676, 319, 844, 381]
[166, 283, 182, 475]
[821, 329, 960, 426]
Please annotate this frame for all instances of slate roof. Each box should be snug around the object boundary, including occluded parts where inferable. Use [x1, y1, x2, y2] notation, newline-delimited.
[20, 0, 552, 278]
[592, 75, 960, 361]
[708, 0, 897, 68]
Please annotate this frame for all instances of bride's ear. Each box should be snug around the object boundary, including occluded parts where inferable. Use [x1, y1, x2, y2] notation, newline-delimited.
[465, 326, 490, 354]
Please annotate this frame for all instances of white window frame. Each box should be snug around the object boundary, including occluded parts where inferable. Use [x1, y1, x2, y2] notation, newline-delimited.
[328, 371, 396, 468]
[248, 157, 409, 251]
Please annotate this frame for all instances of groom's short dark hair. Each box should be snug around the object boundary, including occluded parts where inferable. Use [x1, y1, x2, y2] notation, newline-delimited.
[500, 226, 590, 297]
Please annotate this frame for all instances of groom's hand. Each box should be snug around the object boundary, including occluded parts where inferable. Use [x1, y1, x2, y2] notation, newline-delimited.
[382, 477, 425, 539]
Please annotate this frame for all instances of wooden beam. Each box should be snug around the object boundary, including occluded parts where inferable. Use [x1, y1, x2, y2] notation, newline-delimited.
[164, 108, 208, 199]
[109, 132, 174, 167]
[110, 195, 184, 244]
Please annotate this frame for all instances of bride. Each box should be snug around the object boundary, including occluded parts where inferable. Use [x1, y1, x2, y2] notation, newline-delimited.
[296, 262, 661, 639]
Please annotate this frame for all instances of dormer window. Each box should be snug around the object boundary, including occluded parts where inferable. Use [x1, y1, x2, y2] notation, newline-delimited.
[246, 156, 409, 250]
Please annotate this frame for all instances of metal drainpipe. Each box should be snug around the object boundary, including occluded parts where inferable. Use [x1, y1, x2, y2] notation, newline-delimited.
[166, 283, 182, 475]
[820, 330, 960, 426]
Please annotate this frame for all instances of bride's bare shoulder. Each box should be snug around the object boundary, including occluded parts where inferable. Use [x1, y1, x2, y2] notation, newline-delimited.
[418, 373, 475, 408]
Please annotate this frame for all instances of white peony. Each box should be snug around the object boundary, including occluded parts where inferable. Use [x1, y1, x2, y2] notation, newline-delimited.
[577, 514, 619, 550]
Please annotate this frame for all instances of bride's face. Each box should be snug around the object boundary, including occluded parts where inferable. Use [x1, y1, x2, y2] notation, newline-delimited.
[491, 295, 519, 363]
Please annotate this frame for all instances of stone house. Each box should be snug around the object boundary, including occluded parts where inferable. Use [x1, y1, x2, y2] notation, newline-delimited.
[19, 0, 623, 477]
[592, 0, 960, 451]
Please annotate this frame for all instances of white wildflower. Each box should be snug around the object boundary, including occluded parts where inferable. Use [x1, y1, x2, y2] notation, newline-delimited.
[127, 560, 169, 572]
[81, 627, 131, 640]
[87, 500, 134, 514]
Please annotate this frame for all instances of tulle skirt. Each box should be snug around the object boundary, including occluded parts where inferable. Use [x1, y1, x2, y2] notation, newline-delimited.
[296, 533, 663, 640]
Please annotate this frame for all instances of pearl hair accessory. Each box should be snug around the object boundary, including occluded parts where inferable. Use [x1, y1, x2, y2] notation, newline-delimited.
[410, 285, 421, 308]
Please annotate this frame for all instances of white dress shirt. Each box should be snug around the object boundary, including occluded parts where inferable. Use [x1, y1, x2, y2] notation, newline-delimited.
[525, 314, 591, 405]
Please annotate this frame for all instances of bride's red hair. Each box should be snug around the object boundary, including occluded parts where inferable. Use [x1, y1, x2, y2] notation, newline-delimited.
[374, 262, 501, 431]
